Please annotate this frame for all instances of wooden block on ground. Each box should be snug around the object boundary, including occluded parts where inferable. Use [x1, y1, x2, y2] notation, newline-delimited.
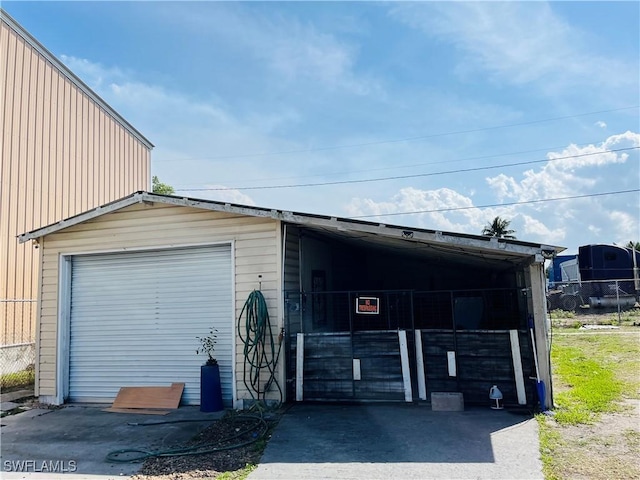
[108, 382, 185, 411]
[431, 392, 464, 411]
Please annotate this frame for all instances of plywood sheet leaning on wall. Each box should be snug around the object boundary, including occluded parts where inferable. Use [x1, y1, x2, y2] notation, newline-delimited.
[103, 382, 185, 415]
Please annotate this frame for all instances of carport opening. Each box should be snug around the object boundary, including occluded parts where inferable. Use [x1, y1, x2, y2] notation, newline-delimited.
[283, 225, 536, 408]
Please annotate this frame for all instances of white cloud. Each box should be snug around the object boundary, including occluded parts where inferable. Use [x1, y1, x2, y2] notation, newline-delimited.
[595, 121, 607, 129]
[178, 187, 256, 206]
[60, 55, 126, 90]
[57, 37, 638, 254]
[59, 55, 313, 183]
[609, 211, 640, 245]
[346, 187, 485, 233]
[587, 225, 602, 235]
[343, 131, 638, 248]
[388, 3, 637, 93]
[521, 215, 565, 244]
[486, 132, 640, 202]
[162, 4, 379, 96]
[267, 22, 376, 95]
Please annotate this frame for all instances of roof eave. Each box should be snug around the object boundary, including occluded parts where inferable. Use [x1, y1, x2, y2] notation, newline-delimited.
[18, 191, 566, 259]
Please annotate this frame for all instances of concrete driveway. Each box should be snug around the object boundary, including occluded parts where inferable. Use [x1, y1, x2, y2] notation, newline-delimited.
[1, 403, 543, 480]
[249, 403, 543, 480]
[1, 404, 224, 480]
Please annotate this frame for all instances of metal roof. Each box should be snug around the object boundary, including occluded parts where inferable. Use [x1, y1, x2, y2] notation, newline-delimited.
[18, 191, 565, 267]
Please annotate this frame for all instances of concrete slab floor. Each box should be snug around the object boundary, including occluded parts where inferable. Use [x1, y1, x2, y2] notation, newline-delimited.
[1, 402, 544, 480]
[0, 404, 225, 480]
[0, 389, 34, 403]
[249, 403, 543, 480]
[1, 401, 20, 413]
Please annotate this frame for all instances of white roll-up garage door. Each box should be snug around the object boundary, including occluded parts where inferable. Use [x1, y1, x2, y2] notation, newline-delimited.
[68, 245, 232, 405]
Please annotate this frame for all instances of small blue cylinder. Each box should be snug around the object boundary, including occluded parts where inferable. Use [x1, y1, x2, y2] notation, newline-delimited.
[200, 364, 224, 412]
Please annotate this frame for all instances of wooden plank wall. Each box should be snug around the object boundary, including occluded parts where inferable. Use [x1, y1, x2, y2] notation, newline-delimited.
[295, 331, 406, 402]
[353, 331, 405, 400]
[290, 328, 535, 406]
[421, 330, 534, 406]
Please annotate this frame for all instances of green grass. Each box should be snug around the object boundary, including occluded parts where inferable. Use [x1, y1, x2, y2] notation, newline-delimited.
[537, 418, 564, 480]
[549, 309, 575, 319]
[0, 368, 35, 390]
[615, 308, 640, 324]
[556, 334, 640, 395]
[217, 464, 257, 480]
[551, 343, 623, 424]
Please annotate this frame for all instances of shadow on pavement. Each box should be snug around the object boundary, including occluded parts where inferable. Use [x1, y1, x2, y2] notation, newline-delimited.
[249, 403, 543, 480]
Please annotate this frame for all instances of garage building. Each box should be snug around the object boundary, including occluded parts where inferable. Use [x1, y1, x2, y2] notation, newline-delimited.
[19, 191, 562, 409]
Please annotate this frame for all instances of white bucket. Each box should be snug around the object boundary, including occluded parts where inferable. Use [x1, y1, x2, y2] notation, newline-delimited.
[489, 385, 504, 410]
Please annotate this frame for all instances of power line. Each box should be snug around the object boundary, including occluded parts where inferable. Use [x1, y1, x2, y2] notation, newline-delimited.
[172, 140, 608, 186]
[156, 105, 639, 162]
[350, 189, 640, 219]
[175, 146, 639, 192]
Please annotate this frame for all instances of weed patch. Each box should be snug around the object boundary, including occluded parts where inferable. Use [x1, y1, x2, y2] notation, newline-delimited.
[552, 344, 623, 424]
[1, 369, 35, 390]
[540, 331, 640, 479]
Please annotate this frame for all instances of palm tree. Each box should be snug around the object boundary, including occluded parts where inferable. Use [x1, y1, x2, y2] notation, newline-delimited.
[482, 216, 516, 239]
[627, 241, 640, 251]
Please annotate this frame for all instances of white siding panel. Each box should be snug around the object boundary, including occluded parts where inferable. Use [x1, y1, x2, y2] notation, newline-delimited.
[68, 245, 232, 405]
[37, 203, 281, 402]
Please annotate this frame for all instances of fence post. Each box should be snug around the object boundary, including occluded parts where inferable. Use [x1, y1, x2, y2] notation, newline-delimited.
[616, 280, 621, 325]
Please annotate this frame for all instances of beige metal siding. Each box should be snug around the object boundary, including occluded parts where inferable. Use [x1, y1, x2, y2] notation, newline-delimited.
[0, 15, 151, 345]
[36, 204, 282, 405]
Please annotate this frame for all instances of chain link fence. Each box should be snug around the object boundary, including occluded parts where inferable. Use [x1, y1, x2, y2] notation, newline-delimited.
[1, 299, 36, 390]
[547, 279, 640, 324]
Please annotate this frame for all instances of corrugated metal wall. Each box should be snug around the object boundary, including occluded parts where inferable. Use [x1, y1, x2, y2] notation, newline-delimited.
[282, 225, 303, 400]
[0, 13, 152, 345]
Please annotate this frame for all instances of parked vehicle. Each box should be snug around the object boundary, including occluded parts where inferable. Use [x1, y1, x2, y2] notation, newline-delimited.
[547, 244, 640, 311]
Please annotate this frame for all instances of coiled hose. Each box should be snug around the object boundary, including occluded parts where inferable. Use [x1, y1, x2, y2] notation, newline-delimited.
[106, 290, 283, 464]
[237, 289, 283, 404]
[105, 412, 268, 463]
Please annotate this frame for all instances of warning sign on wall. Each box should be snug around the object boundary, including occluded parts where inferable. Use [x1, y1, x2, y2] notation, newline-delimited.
[356, 297, 379, 315]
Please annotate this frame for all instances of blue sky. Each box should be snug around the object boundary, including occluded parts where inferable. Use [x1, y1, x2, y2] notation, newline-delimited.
[5, 1, 639, 254]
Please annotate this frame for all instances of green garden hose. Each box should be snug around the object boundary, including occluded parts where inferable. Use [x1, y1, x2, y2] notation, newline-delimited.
[105, 291, 283, 464]
[105, 413, 268, 463]
[237, 290, 283, 404]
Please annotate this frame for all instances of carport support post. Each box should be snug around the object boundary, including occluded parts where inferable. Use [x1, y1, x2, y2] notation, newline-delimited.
[398, 330, 412, 402]
[526, 260, 553, 409]
[296, 333, 304, 401]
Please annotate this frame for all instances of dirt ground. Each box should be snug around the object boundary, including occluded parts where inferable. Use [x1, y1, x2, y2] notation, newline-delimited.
[542, 396, 640, 479]
[544, 307, 640, 480]
[549, 305, 640, 328]
[131, 409, 283, 480]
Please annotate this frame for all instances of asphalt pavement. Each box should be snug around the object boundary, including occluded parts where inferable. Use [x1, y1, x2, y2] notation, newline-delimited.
[1, 401, 543, 480]
[1, 404, 224, 479]
[249, 403, 543, 480]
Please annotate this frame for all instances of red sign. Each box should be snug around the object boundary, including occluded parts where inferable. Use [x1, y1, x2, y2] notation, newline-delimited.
[356, 297, 379, 315]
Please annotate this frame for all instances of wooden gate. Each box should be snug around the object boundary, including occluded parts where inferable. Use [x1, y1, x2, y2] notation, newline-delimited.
[285, 289, 536, 406]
